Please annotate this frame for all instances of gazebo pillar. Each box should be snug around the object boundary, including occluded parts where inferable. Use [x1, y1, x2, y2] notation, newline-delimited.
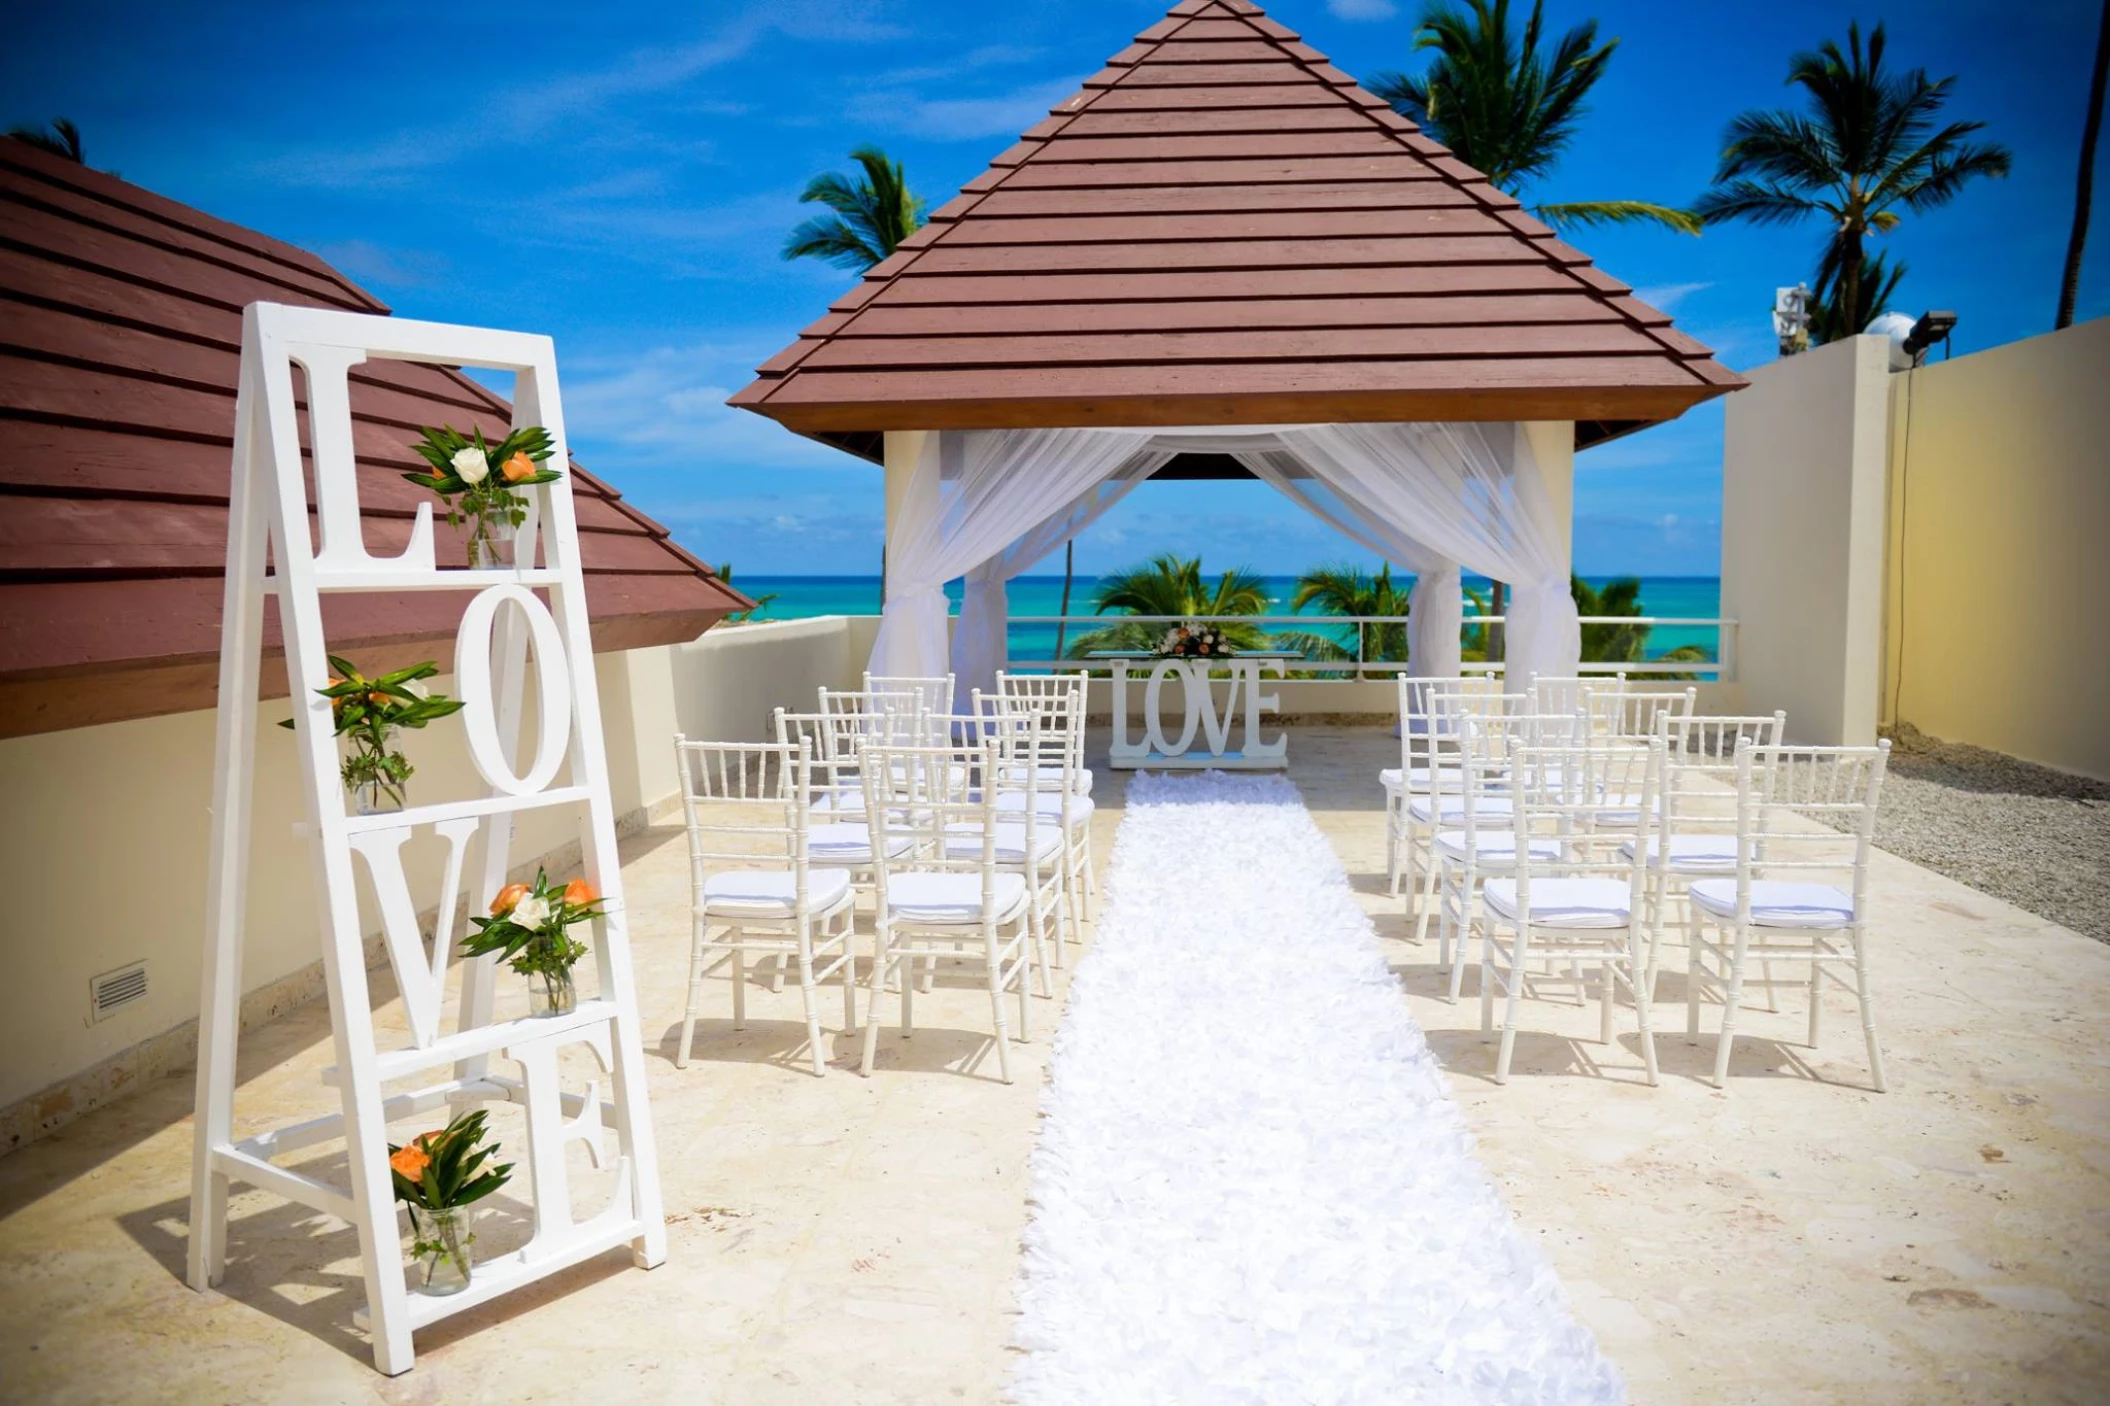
[882, 430, 932, 607]
[1522, 421, 1577, 580]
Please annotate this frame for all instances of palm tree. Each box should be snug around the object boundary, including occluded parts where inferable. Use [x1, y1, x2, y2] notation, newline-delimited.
[1065, 553, 1272, 657]
[8, 117, 84, 164]
[1694, 22, 2011, 337]
[2058, 0, 2110, 329]
[714, 562, 778, 623]
[1369, 0, 1699, 234]
[782, 146, 926, 272]
[1273, 564, 1412, 667]
[1810, 246, 1906, 345]
[1570, 574, 1651, 664]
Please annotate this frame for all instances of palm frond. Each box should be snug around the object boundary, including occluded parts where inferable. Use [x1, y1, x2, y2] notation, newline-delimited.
[8, 116, 83, 163]
[782, 146, 927, 273]
[1534, 200, 1702, 234]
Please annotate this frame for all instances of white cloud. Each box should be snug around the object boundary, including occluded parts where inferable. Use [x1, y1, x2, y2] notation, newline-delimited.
[310, 238, 448, 290]
[563, 342, 849, 475]
[1327, 0, 1399, 19]
[1632, 280, 1714, 312]
[854, 76, 1084, 141]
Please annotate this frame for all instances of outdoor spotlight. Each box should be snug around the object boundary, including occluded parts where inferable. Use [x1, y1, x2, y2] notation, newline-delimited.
[1902, 310, 1958, 362]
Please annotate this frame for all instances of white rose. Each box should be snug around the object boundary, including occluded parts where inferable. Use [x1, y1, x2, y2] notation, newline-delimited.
[451, 445, 489, 484]
[509, 895, 550, 930]
[405, 679, 428, 699]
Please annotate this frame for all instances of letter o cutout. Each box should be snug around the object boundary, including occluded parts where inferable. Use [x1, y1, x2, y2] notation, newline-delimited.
[1142, 659, 1201, 758]
[455, 584, 572, 795]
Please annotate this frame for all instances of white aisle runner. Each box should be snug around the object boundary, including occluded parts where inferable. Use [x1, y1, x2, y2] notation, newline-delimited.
[1012, 772, 1622, 1405]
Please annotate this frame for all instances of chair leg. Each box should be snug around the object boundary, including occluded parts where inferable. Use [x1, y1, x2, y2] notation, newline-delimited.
[1853, 927, 1887, 1093]
[1685, 908, 1704, 1040]
[1412, 833, 1441, 946]
[986, 930, 1013, 1085]
[769, 950, 787, 995]
[1479, 922, 1499, 1034]
[1631, 928, 1659, 1086]
[1808, 949, 1825, 1048]
[840, 918, 859, 1032]
[1712, 925, 1753, 1089]
[1016, 930, 1033, 1043]
[1599, 947, 1616, 1046]
[677, 919, 705, 1069]
[1643, 870, 1667, 1004]
[901, 943, 916, 1038]
[796, 929, 825, 1079]
[859, 922, 890, 1078]
[1495, 926, 1531, 1085]
[1761, 956, 1778, 1013]
[1384, 795, 1402, 895]
[1445, 873, 1476, 1004]
[730, 944, 747, 1031]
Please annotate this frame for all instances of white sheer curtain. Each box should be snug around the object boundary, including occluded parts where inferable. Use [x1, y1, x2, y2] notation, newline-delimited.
[1235, 422, 1578, 684]
[868, 427, 1170, 684]
[951, 455, 1170, 707]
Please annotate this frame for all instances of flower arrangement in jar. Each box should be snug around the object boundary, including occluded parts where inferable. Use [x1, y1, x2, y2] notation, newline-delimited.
[279, 656, 464, 814]
[389, 1109, 512, 1297]
[1155, 622, 1227, 658]
[404, 424, 562, 568]
[459, 871, 605, 1017]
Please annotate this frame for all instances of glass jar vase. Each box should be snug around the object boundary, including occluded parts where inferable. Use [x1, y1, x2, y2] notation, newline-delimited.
[464, 513, 517, 570]
[407, 1204, 473, 1297]
[529, 965, 577, 1018]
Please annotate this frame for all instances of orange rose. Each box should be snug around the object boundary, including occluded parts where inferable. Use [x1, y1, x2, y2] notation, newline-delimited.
[561, 878, 598, 907]
[491, 882, 530, 916]
[369, 691, 391, 706]
[501, 451, 537, 483]
[389, 1144, 430, 1180]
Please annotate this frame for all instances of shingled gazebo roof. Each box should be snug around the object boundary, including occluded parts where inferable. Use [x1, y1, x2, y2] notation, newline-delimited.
[0, 139, 749, 737]
[732, 0, 1741, 464]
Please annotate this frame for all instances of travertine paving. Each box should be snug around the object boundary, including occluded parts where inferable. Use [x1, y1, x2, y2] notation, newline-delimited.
[1, 727, 2105, 1404]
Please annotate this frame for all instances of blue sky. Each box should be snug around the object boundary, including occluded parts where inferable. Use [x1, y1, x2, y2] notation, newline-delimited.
[9, 0, 2104, 577]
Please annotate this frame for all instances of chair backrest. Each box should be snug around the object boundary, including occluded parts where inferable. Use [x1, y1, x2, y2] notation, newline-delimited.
[817, 687, 928, 756]
[977, 685, 1081, 786]
[858, 737, 1015, 918]
[1411, 688, 1530, 779]
[863, 674, 953, 741]
[1507, 735, 1665, 918]
[1530, 673, 1622, 716]
[1726, 741, 1890, 920]
[996, 670, 1087, 707]
[1653, 712, 1787, 837]
[672, 737, 814, 895]
[772, 708, 863, 809]
[1590, 686, 1697, 741]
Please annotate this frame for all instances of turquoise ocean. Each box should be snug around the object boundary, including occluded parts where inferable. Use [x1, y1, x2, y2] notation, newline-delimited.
[733, 575, 1723, 664]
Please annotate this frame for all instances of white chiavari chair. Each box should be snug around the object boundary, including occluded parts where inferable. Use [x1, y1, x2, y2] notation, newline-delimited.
[1685, 741, 1891, 1091]
[977, 688, 1082, 968]
[1588, 686, 1697, 745]
[1628, 712, 1787, 999]
[1529, 672, 1622, 718]
[862, 673, 954, 743]
[1381, 676, 1475, 897]
[673, 738, 860, 1077]
[1404, 688, 1528, 944]
[857, 736, 1035, 1084]
[1431, 711, 1586, 1001]
[995, 669, 1093, 796]
[1478, 734, 1666, 1086]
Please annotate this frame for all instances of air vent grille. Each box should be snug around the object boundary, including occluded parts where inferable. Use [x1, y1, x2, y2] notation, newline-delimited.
[91, 961, 148, 1022]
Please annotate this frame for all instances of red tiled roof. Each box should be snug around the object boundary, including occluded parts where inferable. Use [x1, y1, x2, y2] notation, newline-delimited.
[733, 0, 1742, 460]
[0, 138, 748, 736]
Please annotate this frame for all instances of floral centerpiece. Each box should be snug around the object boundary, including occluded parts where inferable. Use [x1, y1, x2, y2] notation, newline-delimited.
[389, 1109, 513, 1297]
[1155, 622, 1230, 658]
[404, 424, 562, 568]
[459, 870, 604, 1017]
[278, 657, 464, 814]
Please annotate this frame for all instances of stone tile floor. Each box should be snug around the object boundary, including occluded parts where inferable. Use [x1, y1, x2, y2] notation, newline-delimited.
[1, 726, 2105, 1403]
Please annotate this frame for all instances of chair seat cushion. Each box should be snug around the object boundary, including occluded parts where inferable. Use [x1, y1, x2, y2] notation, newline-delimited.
[885, 872, 1028, 925]
[1378, 765, 1463, 793]
[1408, 795, 1514, 824]
[994, 790, 1096, 824]
[1434, 831, 1562, 864]
[1617, 834, 1748, 872]
[1689, 880, 1856, 929]
[699, 867, 853, 920]
[943, 821, 1063, 864]
[1590, 792, 1646, 827]
[1482, 878, 1633, 928]
[807, 823, 914, 868]
[1033, 764, 1093, 796]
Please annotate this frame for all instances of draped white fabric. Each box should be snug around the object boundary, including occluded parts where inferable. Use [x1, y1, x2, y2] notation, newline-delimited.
[870, 420, 1577, 687]
[952, 457, 1169, 708]
[1235, 422, 1578, 684]
[868, 427, 1171, 683]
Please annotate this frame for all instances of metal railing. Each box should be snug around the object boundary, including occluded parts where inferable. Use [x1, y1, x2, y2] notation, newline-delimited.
[1003, 614, 1738, 680]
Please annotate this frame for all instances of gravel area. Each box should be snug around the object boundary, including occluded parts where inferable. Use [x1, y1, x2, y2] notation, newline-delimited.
[1870, 725, 2110, 941]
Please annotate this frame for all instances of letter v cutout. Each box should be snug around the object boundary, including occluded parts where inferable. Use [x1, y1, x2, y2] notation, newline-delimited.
[348, 817, 480, 1048]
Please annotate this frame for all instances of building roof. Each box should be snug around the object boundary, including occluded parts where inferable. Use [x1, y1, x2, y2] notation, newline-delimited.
[0, 139, 748, 737]
[732, 0, 1742, 463]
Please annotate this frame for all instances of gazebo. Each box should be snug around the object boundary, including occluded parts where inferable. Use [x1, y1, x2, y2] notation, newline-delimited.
[732, 0, 1741, 702]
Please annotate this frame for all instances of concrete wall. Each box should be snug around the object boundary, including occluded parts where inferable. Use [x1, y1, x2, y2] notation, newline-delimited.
[0, 644, 683, 1149]
[1880, 319, 2110, 780]
[670, 616, 883, 743]
[1722, 335, 1893, 745]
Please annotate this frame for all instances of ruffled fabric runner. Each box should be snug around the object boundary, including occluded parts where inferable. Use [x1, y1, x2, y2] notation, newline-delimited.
[1011, 771, 1622, 1404]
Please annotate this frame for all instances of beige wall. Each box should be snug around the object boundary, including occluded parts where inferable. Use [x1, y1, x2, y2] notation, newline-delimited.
[1880, 319, 2110, 780]
[0, 644, 683, 1145]
[670, 616, 883, 743]
[1722, 334, 1893, 745]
